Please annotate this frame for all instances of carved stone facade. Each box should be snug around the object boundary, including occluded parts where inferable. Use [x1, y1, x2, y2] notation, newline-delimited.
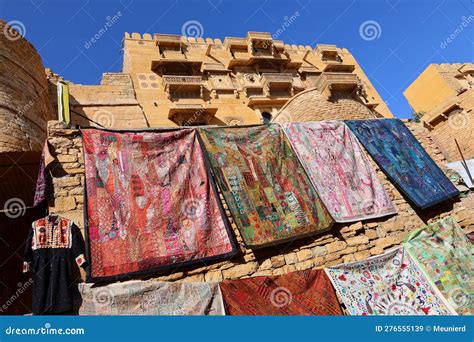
[47, 32, 393, 129]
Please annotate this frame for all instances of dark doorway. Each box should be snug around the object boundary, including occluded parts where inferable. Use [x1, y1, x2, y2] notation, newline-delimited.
[261, 112, 272, 124]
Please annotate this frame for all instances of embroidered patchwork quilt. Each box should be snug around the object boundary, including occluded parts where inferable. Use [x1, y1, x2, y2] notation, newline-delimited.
[219, 269, 342, 315]
[82, 129, 236, 281]
[404, 217, 473, 315]
[198, 124, 334, 248]
[325, 246, 456, 315]
[345, 119, 459, 209]
[282, 121, 396, 222]
[77, 280, 225, 315]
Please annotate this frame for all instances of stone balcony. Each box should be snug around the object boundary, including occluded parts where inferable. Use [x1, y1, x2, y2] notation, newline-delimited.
[323, 60, 355, 72]
[167, 103, 218, 125]
[162, 75, 203, 98]
[315, 44, 339, 55]
[422, 95, 462, 129]
[162, 75, 202, 86]
[247, 94, 291, 106]
[201, 62, 228, 73]
[261, 73, 295, 96]
[314, 72, 360, 93]
[261, 73, 293, 83]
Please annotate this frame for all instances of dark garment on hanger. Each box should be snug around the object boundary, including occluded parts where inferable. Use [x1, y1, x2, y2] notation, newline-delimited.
[23, 215, 87, 315]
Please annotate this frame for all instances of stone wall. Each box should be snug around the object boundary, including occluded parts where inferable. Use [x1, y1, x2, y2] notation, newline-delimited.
[0, 20, 53, 152]
[44, 120, 474, 283]
[45, 70, 149, 129]
[273, 89, 379, 123]
[426, 89, 474, 162]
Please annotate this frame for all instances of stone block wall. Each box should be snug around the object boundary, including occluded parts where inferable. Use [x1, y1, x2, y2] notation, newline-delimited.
[273, 89, 379, 123]
[45, 70, 149, 130]
[44, 120, 474, 283]
[0, 20, 53, 152]
[426, 89, 474, 162]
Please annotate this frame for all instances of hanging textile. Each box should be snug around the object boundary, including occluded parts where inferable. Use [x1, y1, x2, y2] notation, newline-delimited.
[82, 128, 236, 282]
[219, 269, 342, 315]
[198, 124, 334, 248]
[33, 141, 55, 207]
[78, 280, 225, 315]
[57, 81, 70, 125]
[447, 159, 474, 189]
[404, 217, 473, 315]
[345, 119, 459, 209]
[325, 246, 456, 315]
[282, 121, 396, 222]
[23, 215, 87, 315]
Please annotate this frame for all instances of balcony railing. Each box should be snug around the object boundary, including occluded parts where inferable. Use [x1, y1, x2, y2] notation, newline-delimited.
[323, 60, 355, 72]
[261, 73, 294, 85]
[162, 75, 202, 86]
[162, 75, 203, 99]
[315, 44, 338, 55]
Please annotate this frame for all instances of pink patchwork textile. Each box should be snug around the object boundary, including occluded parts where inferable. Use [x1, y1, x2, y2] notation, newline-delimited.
[282, 121, 396, 222]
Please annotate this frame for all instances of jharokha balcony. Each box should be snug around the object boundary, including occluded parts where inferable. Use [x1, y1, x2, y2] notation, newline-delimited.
[314, 72, 360, 92]
[261, 73, 295, 97]
[162, 75, 203, 99]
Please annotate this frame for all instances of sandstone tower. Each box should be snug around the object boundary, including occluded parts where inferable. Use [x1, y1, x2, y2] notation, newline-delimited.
[404, 63, 474, 162]
[0, 19, 53, 207]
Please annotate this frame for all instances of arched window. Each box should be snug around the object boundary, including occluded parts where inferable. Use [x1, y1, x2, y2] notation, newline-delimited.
[261, 111, 272, 124]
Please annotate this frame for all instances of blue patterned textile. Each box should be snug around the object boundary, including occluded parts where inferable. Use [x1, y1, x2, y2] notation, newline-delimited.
[345, 119, 459, 209]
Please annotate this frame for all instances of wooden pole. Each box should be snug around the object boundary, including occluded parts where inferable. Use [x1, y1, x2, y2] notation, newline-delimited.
[454, 138, 473, 184]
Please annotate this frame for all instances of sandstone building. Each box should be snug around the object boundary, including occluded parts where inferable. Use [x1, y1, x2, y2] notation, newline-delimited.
[49, 31, 393, 129]
[1, 22, 473, 315]
[404, 63, 474, 162]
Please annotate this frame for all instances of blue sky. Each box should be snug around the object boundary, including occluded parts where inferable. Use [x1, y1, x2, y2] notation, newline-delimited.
[1, 0, 473, 118]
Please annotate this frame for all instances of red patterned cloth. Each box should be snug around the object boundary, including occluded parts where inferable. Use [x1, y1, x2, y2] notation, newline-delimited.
[82, 129, 236, 281]
[219, 269, 343, 315]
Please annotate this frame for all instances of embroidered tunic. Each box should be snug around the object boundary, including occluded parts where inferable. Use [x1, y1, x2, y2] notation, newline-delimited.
[23, 215, 86, 315]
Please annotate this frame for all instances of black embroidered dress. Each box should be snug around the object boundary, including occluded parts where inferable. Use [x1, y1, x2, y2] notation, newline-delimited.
[23, 215, 86, 315]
